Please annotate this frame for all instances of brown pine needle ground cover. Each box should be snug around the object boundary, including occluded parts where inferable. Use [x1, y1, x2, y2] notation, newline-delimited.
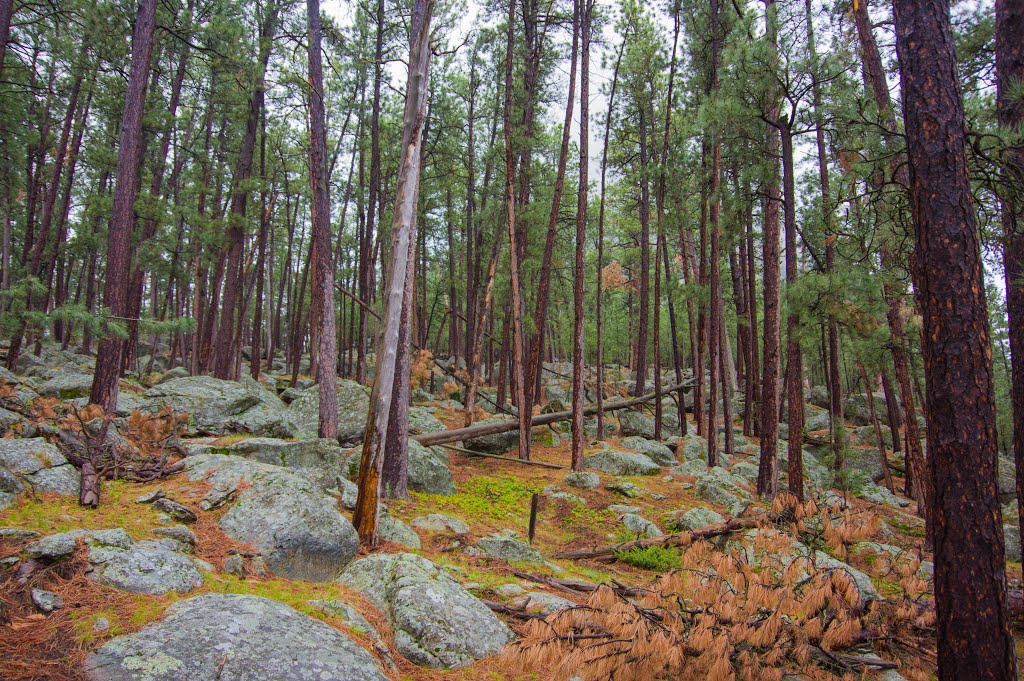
[0, 392, 1011, 681]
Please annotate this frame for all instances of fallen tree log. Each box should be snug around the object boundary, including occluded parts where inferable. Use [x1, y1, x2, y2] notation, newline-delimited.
[436, 443, 566, 469]
[413, 380, 694, 447]
[553, 518, 758, 561]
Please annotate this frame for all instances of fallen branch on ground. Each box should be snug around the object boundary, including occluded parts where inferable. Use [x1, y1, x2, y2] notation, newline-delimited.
[553, 518, 759, 561]
[436, 443, 566, 469]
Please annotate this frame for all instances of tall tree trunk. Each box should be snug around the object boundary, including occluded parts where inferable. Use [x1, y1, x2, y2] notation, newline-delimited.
[894, 0, 1016, 676]
[994, 0, 1024, 561]
[806, 0, 845, 466]
[124, 42, 190, 372]
[503, 0, 530, 461]
[781, 124, 804, 499]
[756, 0, 783, 498]
[89, 0, 159, 413]
[0, 0, 13, 76]
[634, 104, 651, 398]
[308, 0, 337, 438]
[571, 0, 590, 471]
[595, 33, 627, 440]
[353, 0, 433, 544]
[213, 2, 279, 379]
[706, 0, 722, 467]
[852, 0, 927, 512]
[524, 3, 579, 417]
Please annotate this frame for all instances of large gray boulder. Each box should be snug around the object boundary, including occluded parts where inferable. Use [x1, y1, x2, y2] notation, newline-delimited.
[208, 437, 346, 492]
[88, 539, 204, 595]
[999, 457, 1016, 503]
[621, 436, 676, 466]
[667, 507, 725, 531]
[464, 417, 518, 454]
[339, 552, 513, 669]
[476, 530, 545, 563]
[584, 448, 660, 476]
[618, 411, 656, 439]
[83, 594, 387, 681]
[344, 440, 455, 496]
[286, 379, 370, 444]
[184, 454, 358, 580]
[843, 392, 887, 427]
[1005, 525, 1021, 562]
[142, 376, 293, 437]
[695, 466, 752, 508]
[37, 369, 94, 399]
[0, 437, 80, 505]
[408, 407, 446, 434]
[407, 440, 456, 495]
[23, 528, 203, 595]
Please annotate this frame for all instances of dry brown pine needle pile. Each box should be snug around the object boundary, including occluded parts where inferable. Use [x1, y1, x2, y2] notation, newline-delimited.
[503, 494, 935, 681]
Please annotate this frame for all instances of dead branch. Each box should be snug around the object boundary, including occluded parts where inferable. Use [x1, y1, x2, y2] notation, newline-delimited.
[553, 518, 759, 561]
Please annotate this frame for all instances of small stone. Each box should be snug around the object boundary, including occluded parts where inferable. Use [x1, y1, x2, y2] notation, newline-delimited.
[199, 485, 237, 511]
[153, 526, 196, 550]
[249, 555, 270, 577]
[662, 475, 674, 482]
[94, 617, 111, 632]
[153, 498, 198, 524]
[1, 556, 18, 569]
[378, 514, 422, 549]
[494, 583, 526, 597]
[606, 481, 642, 498]
[621, 513, 662, 538]
[608, 504, 641, 515]
[224, 554, 245, 577]
[476, 532, 545, 563]
[136, 490, 166, 504]
[337, 476, 359, 510]
[0, 528, 41, 540]
[564, 471, 600, 489]
[549, 491, 586, 505]
[509, 591, 575, 615]
[32, 588, 63, 613]
[667, 507, 725, 532]
[411, 513, 470, 535]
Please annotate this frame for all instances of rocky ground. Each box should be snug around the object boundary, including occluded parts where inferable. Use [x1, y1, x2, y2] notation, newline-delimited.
[0, 347, 1016, 680]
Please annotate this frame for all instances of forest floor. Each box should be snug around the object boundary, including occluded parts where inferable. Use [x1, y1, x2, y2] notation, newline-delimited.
[1, 372, 1020, 681]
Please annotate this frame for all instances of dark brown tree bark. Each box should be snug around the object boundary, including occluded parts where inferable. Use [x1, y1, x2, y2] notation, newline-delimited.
[89, 0, 159, 412]
[352, 0, 432, 544]
[124, 42, 190, 372]
[805, 0, 845, 465]
[523, 0, 578, 419]
[503, 0, 530, 461]
[213, 2, 279, 380]
[0, 0, 13, 76]
[995, 0, 1024, 558]
[781, 124, 803, 499]
[634, 104, 651, 398]
[595, 33, 627, 440]
[851, 0, 928, 512]
[756, 0, 782, 498]
[308, 0, 337, 438]
[571, 0, 590, 471]
[706, 0, 722, 467]
[894, 0, 1016, 677]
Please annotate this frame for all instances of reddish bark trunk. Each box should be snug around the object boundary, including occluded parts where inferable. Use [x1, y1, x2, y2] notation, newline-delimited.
[894, 0, 1016, 676]
[89, 0, 159, 412]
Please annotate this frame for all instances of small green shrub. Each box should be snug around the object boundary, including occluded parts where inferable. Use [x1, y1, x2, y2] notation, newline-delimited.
[614, 545, 681, 571]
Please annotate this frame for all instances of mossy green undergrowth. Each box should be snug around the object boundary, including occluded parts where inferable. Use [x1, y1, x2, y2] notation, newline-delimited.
[614, 545, 681, 571]
[0, 481, 165, 538]
[413, 475, 541, 524]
